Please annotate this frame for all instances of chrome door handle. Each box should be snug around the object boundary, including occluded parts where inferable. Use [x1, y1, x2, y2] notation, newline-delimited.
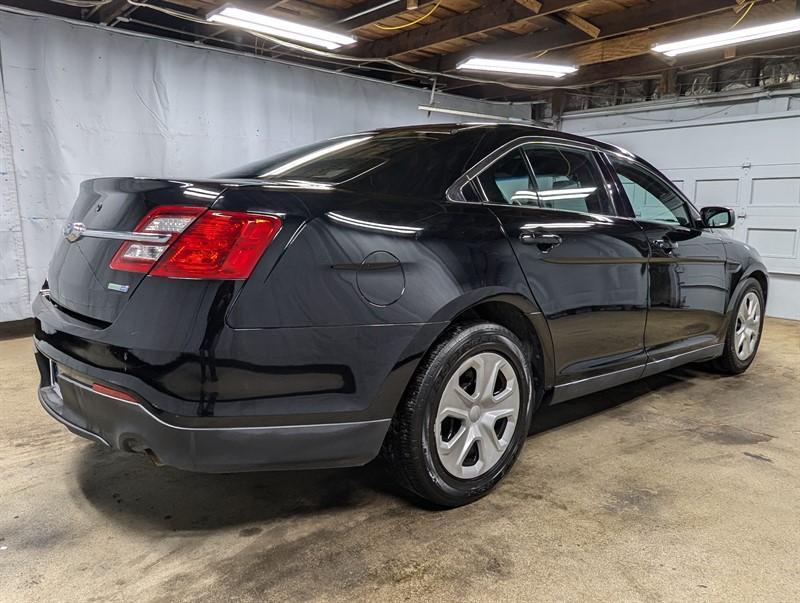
[651, 238, 676, 253]
[520, 231, 562, 251]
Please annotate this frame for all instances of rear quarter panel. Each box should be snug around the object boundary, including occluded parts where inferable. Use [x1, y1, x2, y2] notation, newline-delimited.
[226, 192, 533, 329]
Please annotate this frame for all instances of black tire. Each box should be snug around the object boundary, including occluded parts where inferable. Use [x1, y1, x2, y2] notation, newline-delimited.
[713, 278, 765, 374]
[381, 321, 534, 507]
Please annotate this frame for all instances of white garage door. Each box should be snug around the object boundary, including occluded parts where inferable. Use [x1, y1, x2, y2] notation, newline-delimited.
[564, 103, 800, 320]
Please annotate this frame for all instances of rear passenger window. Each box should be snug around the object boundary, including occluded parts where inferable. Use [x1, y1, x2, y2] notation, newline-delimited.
[523, 146, 610, 215]
[477, 143, 612, 215]
[478, 150, 535, 205]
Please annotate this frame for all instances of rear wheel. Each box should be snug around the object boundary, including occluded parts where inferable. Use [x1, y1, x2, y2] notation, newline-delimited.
[382, 321, 534, 507]
[714, 278, 765, 374]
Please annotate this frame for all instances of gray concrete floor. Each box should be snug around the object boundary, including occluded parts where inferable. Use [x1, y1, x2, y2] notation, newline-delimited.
[1, 319, 799, 602]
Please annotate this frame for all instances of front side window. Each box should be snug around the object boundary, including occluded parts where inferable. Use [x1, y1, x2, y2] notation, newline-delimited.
[477, 143, 611, 214]
[610, 158, 691, 227]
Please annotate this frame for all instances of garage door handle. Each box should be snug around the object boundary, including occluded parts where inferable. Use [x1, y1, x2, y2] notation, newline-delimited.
[520, 232, 562, 251]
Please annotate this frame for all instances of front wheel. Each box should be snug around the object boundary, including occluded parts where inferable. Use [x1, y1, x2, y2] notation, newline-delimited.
[382, 321, 534, 507]
[714, 278, 765, 374]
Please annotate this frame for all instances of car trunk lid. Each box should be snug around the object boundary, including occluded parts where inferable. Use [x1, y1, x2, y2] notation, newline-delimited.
[47, 178, 225, 325]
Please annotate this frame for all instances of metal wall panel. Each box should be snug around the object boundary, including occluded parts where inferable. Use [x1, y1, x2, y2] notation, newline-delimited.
[563, 97, 800, 319]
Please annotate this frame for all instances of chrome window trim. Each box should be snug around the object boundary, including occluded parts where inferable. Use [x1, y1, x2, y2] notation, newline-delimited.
[448, 136, 608, 203]
[447, 136, 618, 218]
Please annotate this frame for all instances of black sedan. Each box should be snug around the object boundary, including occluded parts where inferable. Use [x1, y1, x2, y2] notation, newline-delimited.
[34, 124, 767, 506]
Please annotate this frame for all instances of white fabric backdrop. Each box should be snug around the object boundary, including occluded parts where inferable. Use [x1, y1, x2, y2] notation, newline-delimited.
[0, 8, 527, 322]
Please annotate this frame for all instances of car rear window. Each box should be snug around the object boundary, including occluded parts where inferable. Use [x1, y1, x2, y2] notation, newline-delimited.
[218, 128, 488, 198]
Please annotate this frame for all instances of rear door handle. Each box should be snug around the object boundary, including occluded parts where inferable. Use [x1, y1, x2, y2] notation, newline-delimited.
[520, 231, 562, 251]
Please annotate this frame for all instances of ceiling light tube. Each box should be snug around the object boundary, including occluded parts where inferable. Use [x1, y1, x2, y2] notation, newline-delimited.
[456, 57, 578, 78]
[652, 17, 800, 57]
[207, 4, 357, 50]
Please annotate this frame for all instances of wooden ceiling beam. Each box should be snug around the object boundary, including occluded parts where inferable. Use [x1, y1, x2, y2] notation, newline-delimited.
[352, 0, 587, 59]
[422, 0, 766, 73]
[462, 33, 800, 100]
[563, 35, 800, 86]
[559, 12, 599, 39]
[438, 31, 800, 102]
[515, 0, 543, 11]
[272, 1, 339, 21]
[553, 0, 797, 67]
[333, 0, 438, 31]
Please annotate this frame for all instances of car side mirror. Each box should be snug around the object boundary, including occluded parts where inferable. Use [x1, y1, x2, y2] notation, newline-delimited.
[701, 206, 735, 229]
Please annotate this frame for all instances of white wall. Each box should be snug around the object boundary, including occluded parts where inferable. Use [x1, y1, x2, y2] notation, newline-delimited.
[563, 93, 800, 320]
[0, 8, 527, 323]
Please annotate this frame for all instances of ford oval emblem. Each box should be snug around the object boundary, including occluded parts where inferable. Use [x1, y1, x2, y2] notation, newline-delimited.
[63, 222, 86, 243]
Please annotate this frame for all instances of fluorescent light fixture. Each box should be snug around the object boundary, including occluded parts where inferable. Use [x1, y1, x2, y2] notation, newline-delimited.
[207, 4, 357, 50]
[417, 105, 532, 123]
[260, 137, 372, 177]
[456, 57, 578, 78]
[653, 17, 800, 57]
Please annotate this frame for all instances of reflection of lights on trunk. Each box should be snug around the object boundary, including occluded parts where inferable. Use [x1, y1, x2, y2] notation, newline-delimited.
[652, 17, 800, 57]
[206, 5, 357, 50]
[261, 137, 372, 177]
[183, 187, 219, 200]
[327, 212, 423, 236]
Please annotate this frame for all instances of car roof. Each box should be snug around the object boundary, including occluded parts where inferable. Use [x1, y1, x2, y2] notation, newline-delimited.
[361, 122, 647, 169]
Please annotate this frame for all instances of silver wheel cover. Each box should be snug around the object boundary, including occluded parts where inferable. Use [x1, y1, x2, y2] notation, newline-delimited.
[434, 352, 521, 479]
[735, 291, 761, 361]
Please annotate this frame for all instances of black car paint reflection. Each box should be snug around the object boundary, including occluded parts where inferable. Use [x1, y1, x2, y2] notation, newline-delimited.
[33, 124, 768, 469]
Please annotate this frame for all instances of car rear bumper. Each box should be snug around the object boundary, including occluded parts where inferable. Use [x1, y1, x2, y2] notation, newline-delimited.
[32, 288, 447, 472]
[36, 351, 390, 472]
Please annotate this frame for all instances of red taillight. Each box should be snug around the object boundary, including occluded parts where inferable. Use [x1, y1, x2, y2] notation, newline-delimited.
[110, 205, 205, 273]
[150, 211, 282, 279]
[110, 206, 282, 280]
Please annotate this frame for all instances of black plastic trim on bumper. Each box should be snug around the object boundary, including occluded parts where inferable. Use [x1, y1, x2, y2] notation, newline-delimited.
[38, 372, 391, 473]
[39, 384, 110, 447]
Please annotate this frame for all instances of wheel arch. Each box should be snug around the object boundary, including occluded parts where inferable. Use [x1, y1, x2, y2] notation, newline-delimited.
[748, 269, 769, 302]
[726, 264, 769, 315]
[382, 291, 556, 424]
[445, 297, 552, 406]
